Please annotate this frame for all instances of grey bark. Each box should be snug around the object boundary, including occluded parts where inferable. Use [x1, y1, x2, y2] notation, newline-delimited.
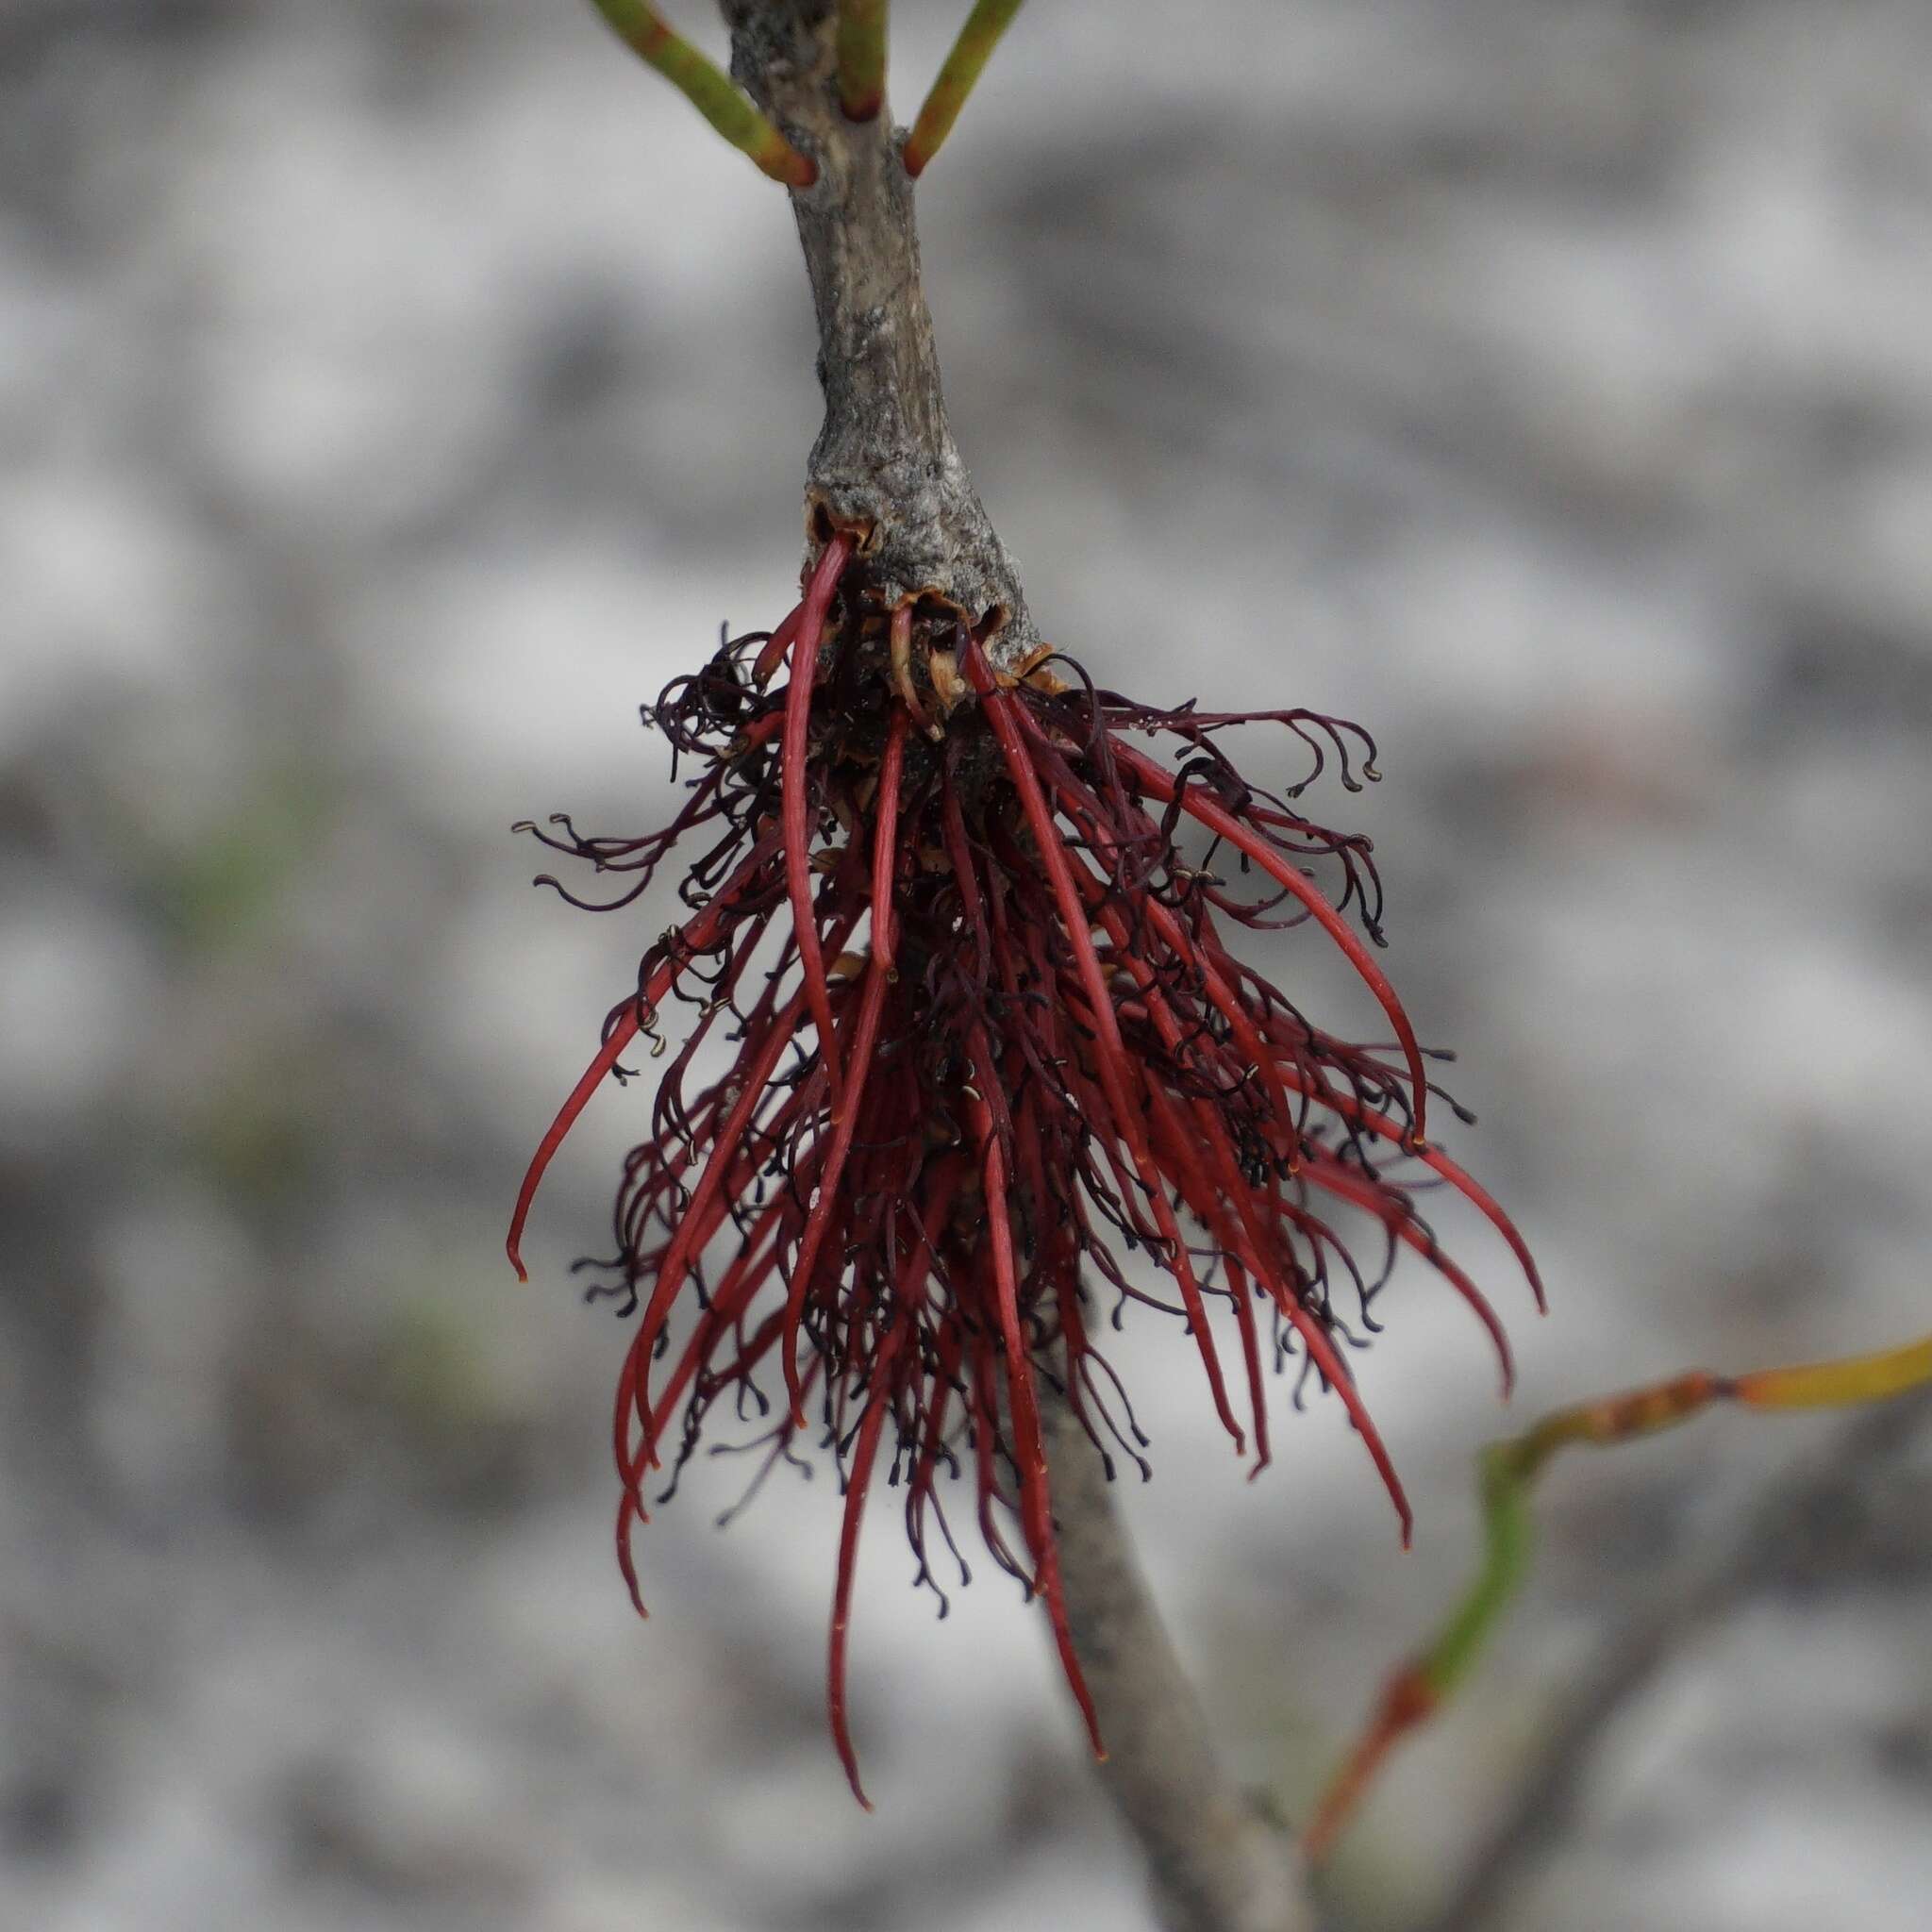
[1042, 1382, 1319, 1932]
[721, 0, 1036, 663]
[716, 7, 1312, 1925]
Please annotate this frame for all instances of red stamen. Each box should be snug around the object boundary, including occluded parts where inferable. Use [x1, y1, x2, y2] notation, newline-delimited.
[1077, 891, 1414, 1532]
[965, 1076, 1105, 1759]
[828, 1305, 915, 1807]
[783, 532, 855, 1121]
[1303, 1153, 1515, 1397]
[870, 706, 908, 973]
[1269, 1059, 1546, 1313]
[1107, 738, 1433, 1147]
[507, 1006, 640, 1284]
[625, 986, 811, 1417]
[1082, 892, 1274, 1463]
[887, 601, 936, 736]
[970, 652, 1247, 1451]
[507, 829, 787, 1279]
[753, 599, 804, 687]
[1054, 775, 1306, 1142]
[780, 953, 892, 1424]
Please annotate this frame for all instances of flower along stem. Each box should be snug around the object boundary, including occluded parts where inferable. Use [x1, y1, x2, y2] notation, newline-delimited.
[588, 0, 817, 185]
[903, 0, 1026, 176]
[1303, 1328, 1932, 1863]
[508, 538, 1543, 1800]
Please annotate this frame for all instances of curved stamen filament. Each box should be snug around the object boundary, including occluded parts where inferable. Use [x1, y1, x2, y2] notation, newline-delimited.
[780, 954, 893, 1424]
[964, 1073, 1104, 1757]
[870, 707, 909, 973]
[783, 533, 856, 1121]
[888, 602, 939, 738]
[968, 646, 1247, 1451]
[507, 832, 780, 1278]
[1106, 737, 1433, 1147]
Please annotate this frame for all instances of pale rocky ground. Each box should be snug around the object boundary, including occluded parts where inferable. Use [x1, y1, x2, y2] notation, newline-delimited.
[5, 2, 1932, 1929]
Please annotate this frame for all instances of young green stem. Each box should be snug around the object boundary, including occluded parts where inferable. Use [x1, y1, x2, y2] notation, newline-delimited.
[835, 0, 888, 121]
[1306, 1328, 1932, 1862]
[590, 0, 816, 184]
[904, 0, 1025, 176]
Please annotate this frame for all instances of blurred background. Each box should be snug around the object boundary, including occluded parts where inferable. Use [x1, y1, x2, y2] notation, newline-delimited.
[6, 2, 1932, 1927]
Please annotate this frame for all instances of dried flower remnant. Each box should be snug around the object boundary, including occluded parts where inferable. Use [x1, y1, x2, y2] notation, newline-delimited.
[507, 533, 1543, 1803]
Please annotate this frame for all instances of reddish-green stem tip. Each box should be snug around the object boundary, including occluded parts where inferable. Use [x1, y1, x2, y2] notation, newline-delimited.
[903, 0, 1024, 177]
[590, 0, 817, 187]
[836, 0, 889, 123]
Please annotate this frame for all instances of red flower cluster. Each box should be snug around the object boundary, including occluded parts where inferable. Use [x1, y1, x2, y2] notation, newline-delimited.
[508, 532, 1541, 1801]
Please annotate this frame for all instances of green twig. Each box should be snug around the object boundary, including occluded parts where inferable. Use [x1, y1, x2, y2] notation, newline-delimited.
[589, 0, 816, 187]
[903, 0, 1024, 177]
[836, 1, 889, 123]
[1304, 1329, 1932, 1862]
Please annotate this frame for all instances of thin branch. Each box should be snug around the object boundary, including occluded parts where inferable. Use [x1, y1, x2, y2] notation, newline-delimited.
[1040, 1373, 1319, 1932]
[1307, 1329, 1932, 1861]
[904, 0, 1025, 177]
[589, 0, 816, 185]
[1409, 1375, 1932, 1932]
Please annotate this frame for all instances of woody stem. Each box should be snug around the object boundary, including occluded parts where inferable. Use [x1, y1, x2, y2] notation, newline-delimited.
[719, 8, 1316, 1922]
[1041, 1375, 1319, 1932]
[720, 0, 1036, 659]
